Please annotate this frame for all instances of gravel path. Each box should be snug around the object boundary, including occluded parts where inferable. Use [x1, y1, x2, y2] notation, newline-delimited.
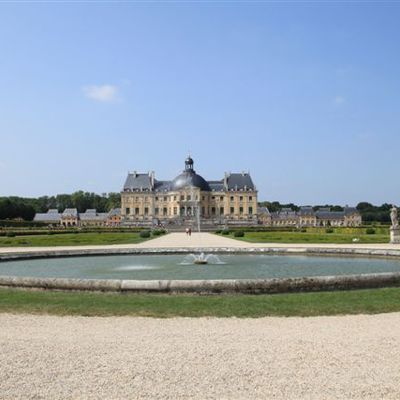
[1, 313, 400, 399]
[1, 232, 400, 254]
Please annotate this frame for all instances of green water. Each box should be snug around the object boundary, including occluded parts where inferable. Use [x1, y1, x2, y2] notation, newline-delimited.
[1, 254, 400, 280]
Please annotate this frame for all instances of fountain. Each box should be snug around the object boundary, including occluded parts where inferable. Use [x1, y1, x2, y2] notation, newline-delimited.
[180, 253, 225, 265]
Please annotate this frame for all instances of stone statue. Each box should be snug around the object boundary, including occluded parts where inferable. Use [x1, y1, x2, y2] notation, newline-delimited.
[391, 206, 398, 229]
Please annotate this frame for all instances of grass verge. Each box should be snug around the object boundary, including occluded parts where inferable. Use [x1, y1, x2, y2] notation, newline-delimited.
[1, 287, 400, 317]
[0, 232, 148, 247]
[229, 231, 389, 244]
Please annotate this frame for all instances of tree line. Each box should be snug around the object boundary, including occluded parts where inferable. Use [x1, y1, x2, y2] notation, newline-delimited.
[0, 192, 121, 221]
[258, 201, 394, 224]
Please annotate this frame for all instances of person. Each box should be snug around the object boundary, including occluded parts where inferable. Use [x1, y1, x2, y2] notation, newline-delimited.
[188, 227, 192, 236]
[185, 227, 189, 236]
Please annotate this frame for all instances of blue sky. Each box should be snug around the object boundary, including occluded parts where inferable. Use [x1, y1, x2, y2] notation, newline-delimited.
[0, 2, 399, 205]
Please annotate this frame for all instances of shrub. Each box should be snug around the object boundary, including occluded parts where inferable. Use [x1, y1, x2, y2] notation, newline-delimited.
[139, 230, 151, 238]
[366, 228, 376, 235]
[152, 229, 166, 236]
[221, 229, 230, 235]
[215, 229, 222, 234]
[325, 228, 334, 234]
[234, 230, 245, 237]
[5, 231, 16, 237]
[300, 228, 307, 233]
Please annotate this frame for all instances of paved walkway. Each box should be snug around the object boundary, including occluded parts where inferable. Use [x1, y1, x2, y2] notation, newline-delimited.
[0, 232, 400, 254]
[1, 312, 400, 399]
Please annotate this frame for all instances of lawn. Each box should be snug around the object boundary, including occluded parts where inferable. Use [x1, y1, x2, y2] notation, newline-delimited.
[1, 287, 400, 317]
[229, 231, 389, 244]
[0, 232, 148, 247]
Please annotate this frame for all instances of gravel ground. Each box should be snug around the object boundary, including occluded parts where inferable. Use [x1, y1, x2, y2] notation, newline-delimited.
[1, 313, 400, 399]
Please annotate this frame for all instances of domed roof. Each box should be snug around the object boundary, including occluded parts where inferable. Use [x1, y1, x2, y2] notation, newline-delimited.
[172, 157, 211, 191]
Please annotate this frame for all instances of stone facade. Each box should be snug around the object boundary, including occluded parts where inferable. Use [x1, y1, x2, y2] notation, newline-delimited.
[121, 157, 258, 227]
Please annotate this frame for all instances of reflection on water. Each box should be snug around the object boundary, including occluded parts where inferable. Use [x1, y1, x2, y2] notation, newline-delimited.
[114, 265, 159, 271]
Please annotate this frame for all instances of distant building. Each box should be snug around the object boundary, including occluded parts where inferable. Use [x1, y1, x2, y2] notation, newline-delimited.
[264, 206, 362, 227]
[33, 208, 121, 227]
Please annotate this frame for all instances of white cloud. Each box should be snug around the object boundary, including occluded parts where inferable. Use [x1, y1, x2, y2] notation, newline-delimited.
[83, 84, 120, 102]
[334, 96, 346, 105]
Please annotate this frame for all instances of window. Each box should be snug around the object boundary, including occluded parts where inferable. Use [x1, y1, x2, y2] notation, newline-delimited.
[187, 195, 191, 201]
[240, 207, 243, 215]
[202, 196, 205, 201]
[144, 207, 149, 215]
[230, 196, 234, 202]
[163, 207, 167, 216]
[249, 207, 253, 215]
[220, 196, 223, 201]
[155, 208, 159, 215]
[220, 207, 224, 215]
[180, 195, 185, 201]
[163, 196, 167, 201]
[211, 207, 216, 215]
[173, 196, 177, 201]
[173, 207, 177, 215]
[155, 196, 159, 201]
[249, 196, 252, 201]
[230, 207, 234, 214]
[135, 208, 139, 215]
[125, 208, 130, 215]
[202, 207, 205, 215]
[240, 196, 243, 201]
[211, 196, 215, 200]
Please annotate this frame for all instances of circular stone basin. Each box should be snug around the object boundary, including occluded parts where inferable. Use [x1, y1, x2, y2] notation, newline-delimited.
[1, 254, 400, 281]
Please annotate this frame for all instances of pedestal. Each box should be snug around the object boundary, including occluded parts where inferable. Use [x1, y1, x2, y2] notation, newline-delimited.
[390, 227, 400, 244]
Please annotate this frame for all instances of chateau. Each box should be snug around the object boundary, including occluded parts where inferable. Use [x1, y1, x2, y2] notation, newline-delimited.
[33, 156, 362, 228]
[121, 156, 258, 227]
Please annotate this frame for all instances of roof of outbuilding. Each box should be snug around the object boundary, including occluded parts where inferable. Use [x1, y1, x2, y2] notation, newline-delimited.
[62, 208, 78, 218]
[34, 213, 61, 222]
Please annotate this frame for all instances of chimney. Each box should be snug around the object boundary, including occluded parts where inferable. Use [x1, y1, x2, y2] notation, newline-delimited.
[150, 171, 155, 189]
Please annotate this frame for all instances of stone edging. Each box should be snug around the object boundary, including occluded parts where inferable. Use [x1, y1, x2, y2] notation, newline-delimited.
[1, 272, 400, 294]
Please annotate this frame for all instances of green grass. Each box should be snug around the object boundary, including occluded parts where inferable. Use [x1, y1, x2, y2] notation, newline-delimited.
[0, 232, 148, 247]
[1, 287, 400, 317]
[230, 231, 389, 244]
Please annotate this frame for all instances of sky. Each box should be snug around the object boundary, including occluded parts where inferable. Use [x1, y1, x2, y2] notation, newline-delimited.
[0, 1, 399, 205]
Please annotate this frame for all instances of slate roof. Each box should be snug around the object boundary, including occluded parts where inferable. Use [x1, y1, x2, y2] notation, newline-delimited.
[80, 209, 108, 221]
[108, 208, 121, 217]
[208, 180, 224, 192]
[258, 207, 271, 215]
[124, 173, 153, 191]
[299, 206, 315, 216]
[33, 209, 61, 222]
[344, 207, 359, 215]
[62, 208, 78, 218]
[315, 210, 345, 219]
[154, 180, 172, 192]
[226, 173, 255, 191]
